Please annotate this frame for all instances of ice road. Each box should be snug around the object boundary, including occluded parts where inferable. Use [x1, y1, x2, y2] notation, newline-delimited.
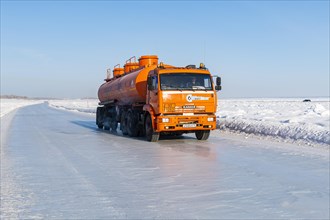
[1, 103, 329, 219]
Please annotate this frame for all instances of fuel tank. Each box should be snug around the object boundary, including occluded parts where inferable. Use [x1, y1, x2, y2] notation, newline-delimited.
[98, 55, 158, 105]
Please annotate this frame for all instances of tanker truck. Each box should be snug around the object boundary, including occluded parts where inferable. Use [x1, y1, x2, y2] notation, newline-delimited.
[96, 55, 221, 142]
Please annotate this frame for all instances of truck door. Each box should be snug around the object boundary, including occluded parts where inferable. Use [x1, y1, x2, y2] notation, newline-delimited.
[148, 75, 159, 114]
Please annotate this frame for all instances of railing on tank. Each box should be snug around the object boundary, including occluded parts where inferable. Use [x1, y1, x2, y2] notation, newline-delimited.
[124, 56, 139, 73]
[126, 56, 136, 64]
[104, 68, 112, 82]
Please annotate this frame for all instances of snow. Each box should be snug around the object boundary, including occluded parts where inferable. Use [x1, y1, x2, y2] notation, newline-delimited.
[47, 97, 330, 147]
[48, 99, 97, 114]
[217, 98, 330, 146]
[0, 99, 44, 118]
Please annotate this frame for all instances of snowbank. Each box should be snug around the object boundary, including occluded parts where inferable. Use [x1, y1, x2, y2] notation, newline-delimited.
[47, 98, 330, 146]
[48, 99, 98, 114]
[0, 99, 43, 118]
[217, 98, 330, 146]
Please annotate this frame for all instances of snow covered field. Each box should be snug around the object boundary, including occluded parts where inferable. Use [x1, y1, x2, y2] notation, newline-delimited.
[217, 98, 330, 146]
[48, 98, 330, 147]
[0, 99, 44, 118]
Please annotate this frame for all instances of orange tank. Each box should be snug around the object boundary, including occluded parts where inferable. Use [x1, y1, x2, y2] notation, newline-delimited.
[98, 55, 158, 105]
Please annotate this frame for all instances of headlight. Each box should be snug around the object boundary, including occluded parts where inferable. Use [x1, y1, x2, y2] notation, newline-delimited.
[162, 118, 170, 123]
[207, 117, 214, 122]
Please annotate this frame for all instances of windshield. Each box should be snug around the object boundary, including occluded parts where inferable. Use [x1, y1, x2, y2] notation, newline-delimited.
[160, 73, 213, 91]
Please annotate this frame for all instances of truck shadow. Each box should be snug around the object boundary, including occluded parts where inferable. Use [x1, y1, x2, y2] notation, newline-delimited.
[70, 120, 144, 141]
[70, 120, 195, 141]
[70, 120, 213, 158]
[71, 120, 100, 132]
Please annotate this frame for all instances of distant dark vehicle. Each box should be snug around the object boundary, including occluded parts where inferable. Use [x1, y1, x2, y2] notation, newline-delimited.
[303, 99, 311, 102]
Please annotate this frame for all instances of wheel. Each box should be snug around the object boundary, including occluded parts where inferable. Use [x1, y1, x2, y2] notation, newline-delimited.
[104, 125, 110, 131]
[127, 110, 138, 137]
[121, 112, 128, 135]
[195, 130, 210, 140]
[110, 120, 118, 132]
[96, 107, 104, 129]
[145, 114, 159, 142]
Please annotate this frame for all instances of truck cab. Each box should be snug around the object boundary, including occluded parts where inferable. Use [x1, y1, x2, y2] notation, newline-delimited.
[145, 64, 221, 141]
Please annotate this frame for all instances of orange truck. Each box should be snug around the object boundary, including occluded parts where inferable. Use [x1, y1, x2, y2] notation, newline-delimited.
[97, 55, 221, 142]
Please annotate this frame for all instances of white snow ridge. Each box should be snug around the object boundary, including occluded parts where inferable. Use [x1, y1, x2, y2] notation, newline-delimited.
[217, 98, 330, 146]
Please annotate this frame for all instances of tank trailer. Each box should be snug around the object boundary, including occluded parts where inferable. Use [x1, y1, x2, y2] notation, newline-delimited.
[97, 55, 222, 142]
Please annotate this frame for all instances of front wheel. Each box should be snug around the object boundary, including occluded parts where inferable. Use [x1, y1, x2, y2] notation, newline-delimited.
[195, 130, 210, 140]
[145, 114, 159, 142]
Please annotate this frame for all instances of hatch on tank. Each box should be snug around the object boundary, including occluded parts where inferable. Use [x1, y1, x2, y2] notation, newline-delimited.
[124, 56, 139, 73]
[113, 64, 124, 77]
[139, 55, 158, 67]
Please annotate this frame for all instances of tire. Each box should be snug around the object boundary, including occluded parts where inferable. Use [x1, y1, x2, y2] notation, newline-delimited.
[127, 110, 138, 137]
[96, 107, 104, 129]
[145, 114, 159, 142]
[110, 120, 118, 132]
[195, 130, 210, 140]
[121, 112, 128, 135]
[104, 126, 110, 131]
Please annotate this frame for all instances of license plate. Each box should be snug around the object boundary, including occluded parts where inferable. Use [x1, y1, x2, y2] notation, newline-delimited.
[183, 124, 196, 128]
[183, 105, 195, 109]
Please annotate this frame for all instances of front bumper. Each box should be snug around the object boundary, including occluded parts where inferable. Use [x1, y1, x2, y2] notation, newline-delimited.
[155, 114, 216, 132]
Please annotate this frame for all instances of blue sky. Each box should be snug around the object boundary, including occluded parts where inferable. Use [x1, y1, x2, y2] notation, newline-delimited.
[1, 1, 329, 98]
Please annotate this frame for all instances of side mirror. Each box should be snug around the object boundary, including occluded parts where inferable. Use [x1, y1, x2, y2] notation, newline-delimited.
[215, 77, 221, 91]
[147, 77, 153, 90]
[216, 77, 221, 86]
